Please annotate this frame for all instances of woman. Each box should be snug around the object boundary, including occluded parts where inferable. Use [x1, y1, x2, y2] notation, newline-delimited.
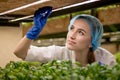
[13, 6, 116, 67]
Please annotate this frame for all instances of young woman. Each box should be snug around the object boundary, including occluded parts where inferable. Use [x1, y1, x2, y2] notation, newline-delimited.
[13, 6, 116, 67]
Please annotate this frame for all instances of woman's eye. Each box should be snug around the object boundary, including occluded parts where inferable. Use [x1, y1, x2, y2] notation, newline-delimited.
[78, 31, 84, 35]
[70, 26, 74, 30]
[70, 27, 73, 30]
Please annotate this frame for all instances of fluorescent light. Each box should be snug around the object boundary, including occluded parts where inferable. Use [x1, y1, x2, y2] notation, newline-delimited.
[9, 15, 33, 22]
[0, 0, 50, 15]
[0, 16, 15, 19]
[9, 0, 99, 22]
[52, 0, 99, 12]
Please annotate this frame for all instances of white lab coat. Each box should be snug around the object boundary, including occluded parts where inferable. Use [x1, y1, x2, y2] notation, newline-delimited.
[25, 45, 116, 66]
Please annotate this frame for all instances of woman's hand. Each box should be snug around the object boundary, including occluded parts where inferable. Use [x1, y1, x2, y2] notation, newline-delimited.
[26, 6, 52, 40]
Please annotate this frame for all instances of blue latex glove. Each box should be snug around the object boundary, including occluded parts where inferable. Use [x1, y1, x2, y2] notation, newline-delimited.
[26, 6, 52, 40]
[98, 61, 104, 66]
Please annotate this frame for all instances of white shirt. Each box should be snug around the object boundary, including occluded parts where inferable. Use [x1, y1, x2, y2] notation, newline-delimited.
[25, 45, 116, 66]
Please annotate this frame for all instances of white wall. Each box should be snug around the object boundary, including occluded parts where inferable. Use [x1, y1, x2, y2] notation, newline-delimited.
[0, 26, 22, 68]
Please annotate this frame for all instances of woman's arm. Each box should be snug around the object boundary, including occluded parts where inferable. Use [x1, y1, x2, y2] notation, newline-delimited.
[13, 36, 32, 60]
[13, 6, 52, 60]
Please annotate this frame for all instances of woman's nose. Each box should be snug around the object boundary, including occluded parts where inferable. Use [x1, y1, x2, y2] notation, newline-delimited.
[70, 31, 76, 39]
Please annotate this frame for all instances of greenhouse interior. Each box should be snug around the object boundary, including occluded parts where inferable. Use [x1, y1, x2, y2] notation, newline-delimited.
[0, 0, 120, 80]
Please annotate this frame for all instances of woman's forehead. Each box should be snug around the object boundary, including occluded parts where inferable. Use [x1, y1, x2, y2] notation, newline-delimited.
[73, 19, 90, 29]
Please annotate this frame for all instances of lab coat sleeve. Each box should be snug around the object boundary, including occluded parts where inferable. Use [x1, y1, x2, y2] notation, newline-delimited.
[25, 45, 65, 63]
[95, 47, 116, 66]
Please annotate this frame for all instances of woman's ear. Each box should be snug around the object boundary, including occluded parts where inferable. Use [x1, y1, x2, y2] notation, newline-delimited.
[89, 43, 92, 48]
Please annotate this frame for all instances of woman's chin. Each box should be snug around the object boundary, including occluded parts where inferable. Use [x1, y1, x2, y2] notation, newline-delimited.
[66, 43, 75, 50]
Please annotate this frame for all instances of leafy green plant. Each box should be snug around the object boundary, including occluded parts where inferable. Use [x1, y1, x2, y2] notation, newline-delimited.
[115, 52, 120, 64]
[0, 60, 120, 80]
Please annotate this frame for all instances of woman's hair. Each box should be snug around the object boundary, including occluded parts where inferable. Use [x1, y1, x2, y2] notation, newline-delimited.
[87, 48, 95, 64]
[68, 14, 103, 64]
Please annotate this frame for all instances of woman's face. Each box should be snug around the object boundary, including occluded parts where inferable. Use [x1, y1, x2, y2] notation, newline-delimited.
[66, 19, 92, 51]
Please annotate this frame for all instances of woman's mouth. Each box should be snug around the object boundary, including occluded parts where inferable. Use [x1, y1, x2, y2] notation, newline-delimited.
[67, 40, 76, 44]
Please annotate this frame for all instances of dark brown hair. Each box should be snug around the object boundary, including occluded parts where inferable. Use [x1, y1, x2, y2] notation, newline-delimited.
[87, 48, 95, 64]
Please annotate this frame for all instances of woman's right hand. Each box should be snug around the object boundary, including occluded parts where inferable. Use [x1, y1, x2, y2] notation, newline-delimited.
[26, 6, 52, 40]
[13, 6, 52, 59]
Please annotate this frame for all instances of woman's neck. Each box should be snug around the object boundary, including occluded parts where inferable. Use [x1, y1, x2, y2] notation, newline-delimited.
[75, 49, 89, 67]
